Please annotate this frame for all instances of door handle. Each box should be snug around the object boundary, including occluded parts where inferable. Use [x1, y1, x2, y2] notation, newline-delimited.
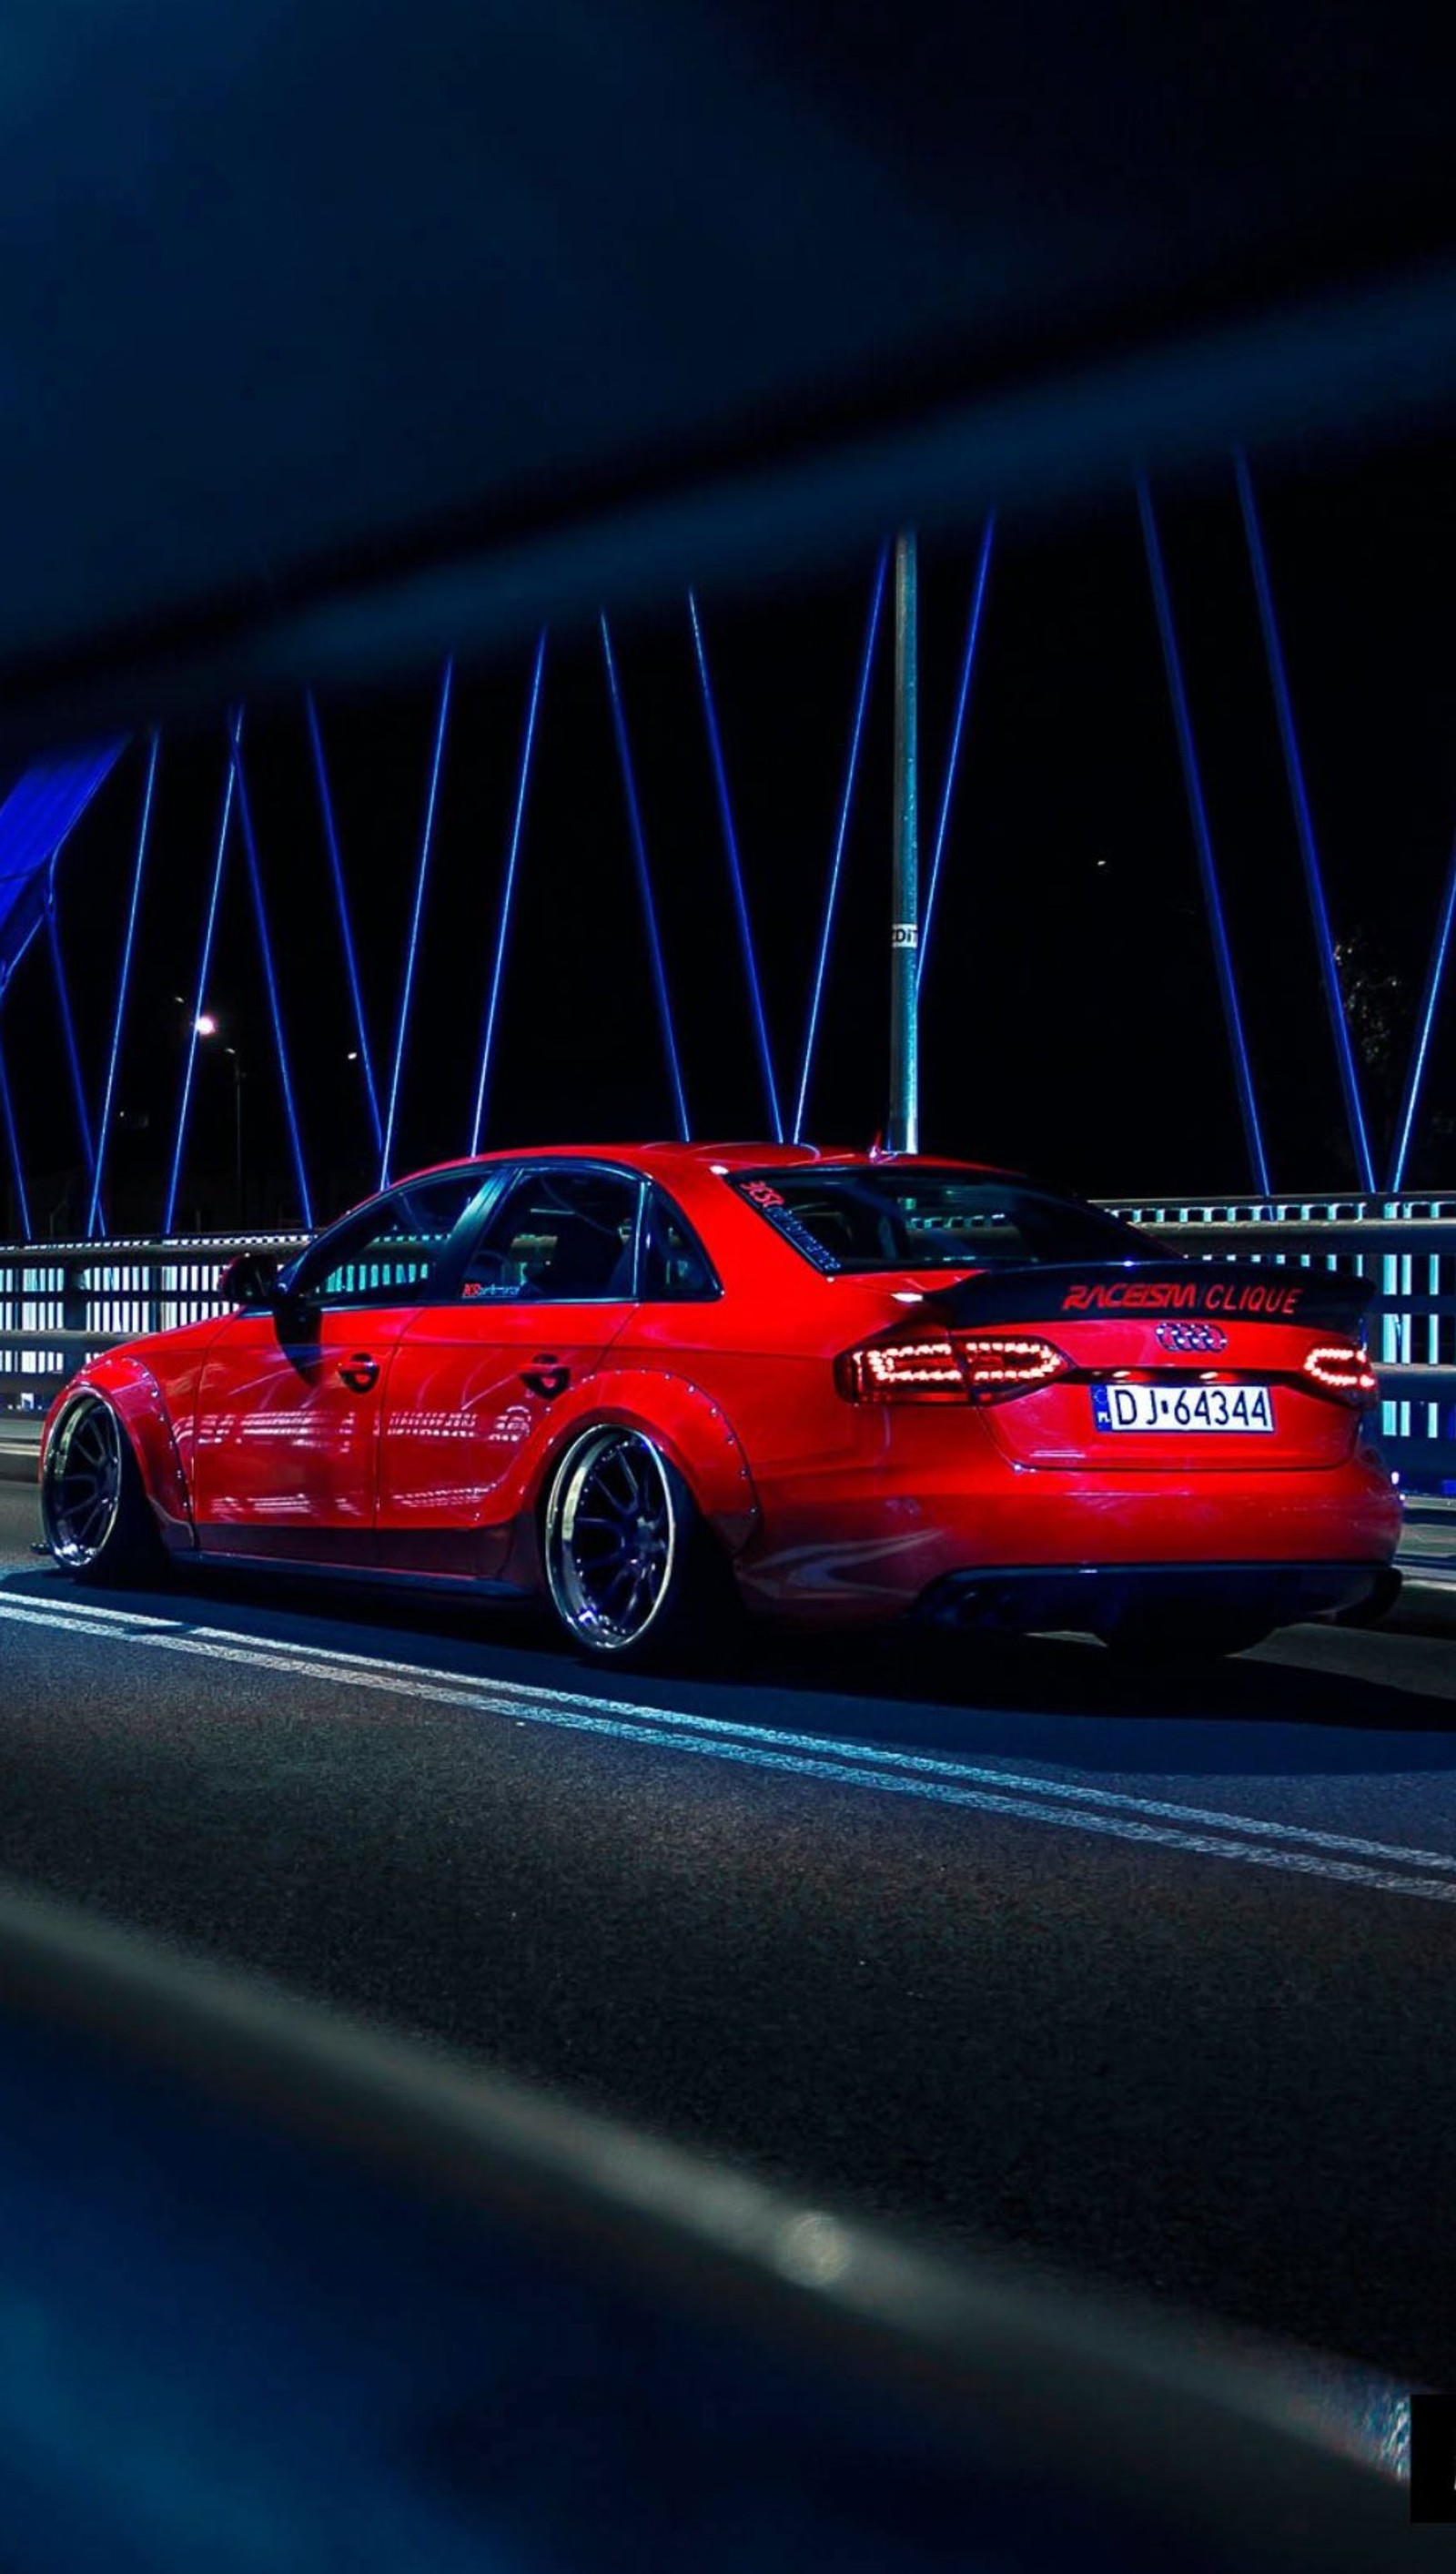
[339, 1353, 379, 1393]
[521, 1355, 570, 1401]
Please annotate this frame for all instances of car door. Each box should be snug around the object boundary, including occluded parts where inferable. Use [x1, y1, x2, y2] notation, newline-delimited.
[377, 1160, 645, 1577]
[192, 1168, 491, 1562]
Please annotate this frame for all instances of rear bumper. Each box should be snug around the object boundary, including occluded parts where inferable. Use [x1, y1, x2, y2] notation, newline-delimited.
[735, 1443, 1402, 1625]
[915, 1559, 1395, 1639]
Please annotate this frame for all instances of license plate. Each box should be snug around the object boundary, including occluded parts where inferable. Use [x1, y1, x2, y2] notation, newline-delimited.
[1091, 1383, 1276, 1434]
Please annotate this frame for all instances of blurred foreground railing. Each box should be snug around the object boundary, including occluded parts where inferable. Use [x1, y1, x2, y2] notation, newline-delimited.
[1, 1198, 1453, 1487]
[0, 1875, 1410, 2569]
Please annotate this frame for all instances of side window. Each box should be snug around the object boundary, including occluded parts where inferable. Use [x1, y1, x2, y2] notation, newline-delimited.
[639, 1188, 718, 1301]
[458, 1167, 642, 1303]
[292, 1172, 488, 1309]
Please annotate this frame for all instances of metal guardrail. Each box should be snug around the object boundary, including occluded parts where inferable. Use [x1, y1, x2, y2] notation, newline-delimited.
[1, 1199, 1453, 1486]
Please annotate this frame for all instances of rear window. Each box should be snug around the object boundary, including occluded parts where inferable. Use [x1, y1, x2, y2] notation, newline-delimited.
[730, 1167, 1154, 1274]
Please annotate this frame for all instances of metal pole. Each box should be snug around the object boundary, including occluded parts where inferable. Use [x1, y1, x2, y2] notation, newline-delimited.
[888, 531, 919, 1155]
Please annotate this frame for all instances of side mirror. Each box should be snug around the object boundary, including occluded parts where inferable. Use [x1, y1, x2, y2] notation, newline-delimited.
[218, 1251, 281, 1309]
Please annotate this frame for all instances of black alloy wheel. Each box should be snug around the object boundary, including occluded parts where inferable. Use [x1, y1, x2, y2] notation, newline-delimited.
[542, 1424, 731, 1665]
[41, 1394, 161, 1584]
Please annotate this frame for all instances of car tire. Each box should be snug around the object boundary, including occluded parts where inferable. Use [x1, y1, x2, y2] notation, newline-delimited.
[541, 1424, 738, 1667]
[40, 1393, 164, 1586]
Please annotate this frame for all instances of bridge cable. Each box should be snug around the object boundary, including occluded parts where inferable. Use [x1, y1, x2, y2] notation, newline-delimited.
[1235, 451, 1375, 1194]
[230, 713, 315, 1231]
[380, 663, 453, 1191]
[794, 544, 890, 1144]
[1139, 483, 1271, 1195]
[87, 732, 159, 1241]
[306, 693, 382, 1163]
[601, 616, 690, 1140]
[918, 514, 995, 1002]
[0, 1027, 31, 1241]
[688, 591, 783, 1140]
[46, 869, 96, 1198]
[164, 739, 235, 1236]
[470, 635, 546, 1158]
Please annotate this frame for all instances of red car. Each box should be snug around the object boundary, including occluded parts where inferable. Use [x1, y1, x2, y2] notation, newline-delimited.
[39, 1144, 1401, 1662]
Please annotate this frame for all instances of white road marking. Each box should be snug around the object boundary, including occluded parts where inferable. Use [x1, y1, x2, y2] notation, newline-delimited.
[2, 1591, 1453, 1905]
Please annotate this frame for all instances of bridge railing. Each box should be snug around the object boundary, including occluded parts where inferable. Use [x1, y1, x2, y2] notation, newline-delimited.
[1107, 1195, 1456, 1490]
[2, 1200, 1453, 1487]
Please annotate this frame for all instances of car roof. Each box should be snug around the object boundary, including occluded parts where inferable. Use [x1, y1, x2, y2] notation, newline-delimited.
[400, 1141, 1005, 1184]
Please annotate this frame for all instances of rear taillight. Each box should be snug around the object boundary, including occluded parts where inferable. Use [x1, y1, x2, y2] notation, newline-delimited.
[956, 1333, 1070, 1398]
[1301, 1342, 1380, 1404]
[836, 1329, 1071, 1404]
[836, 1332, 964, 1402]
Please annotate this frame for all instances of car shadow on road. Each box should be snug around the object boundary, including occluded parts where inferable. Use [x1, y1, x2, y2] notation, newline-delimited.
[8, 1545, 1456, 1778]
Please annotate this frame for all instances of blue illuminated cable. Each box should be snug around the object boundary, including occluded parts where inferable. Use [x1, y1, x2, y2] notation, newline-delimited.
[1139, 482, 1271, 1194]
[1389, 818, 1456, 1191]
[0, 1026, 31, 1241]
[687, 591, 783, 1140]
[46, 873, 96, 1190]
[306, 692, 382, 1160]
[165, 739, 235, 1236]
[1235, 450, 1375, 1192]
[470, 635, 545, 1156]
[794, 544, 889, 1143]
[381, 661, 453, 1188]
[231, 712, 314, 1230]
[918, 514, 994, 999]
[601, 616, 690, 1140]
[87, 731, 159, 1240]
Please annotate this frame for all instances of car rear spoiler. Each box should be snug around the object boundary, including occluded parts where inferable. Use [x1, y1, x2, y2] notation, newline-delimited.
[922, 1260, 1374, 1335]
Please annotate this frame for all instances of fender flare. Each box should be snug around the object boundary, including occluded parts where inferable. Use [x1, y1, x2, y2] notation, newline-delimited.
[500, 1369, 760, 1590]
[46, 1357, 193, 1537]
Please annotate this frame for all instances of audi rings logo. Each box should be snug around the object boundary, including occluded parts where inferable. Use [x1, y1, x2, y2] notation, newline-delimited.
[1156, 1320, 1228, 1353]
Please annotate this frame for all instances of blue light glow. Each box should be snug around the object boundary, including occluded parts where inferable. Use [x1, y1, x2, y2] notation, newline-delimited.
[794, 545, 889, 1142]
[46, 877, 96, 1191]
[1235, 451, 1375, 1192]
[601, 616, 690, 1140]
[165, 744, 234, 1236]
[307, 693, 382, 1162]
[1139, 483, 1271, 1194]
[0, 1029, 31, 1240]
[230, 714, 314, 1231]
[688, 591, 783, 1140]
[470, 635, 545, 1157]
[918, 516, 994, 998]
[1389, 820, 1456, 1190]
[87, 732, 158, 1240]
[381, 663, 453, 1190]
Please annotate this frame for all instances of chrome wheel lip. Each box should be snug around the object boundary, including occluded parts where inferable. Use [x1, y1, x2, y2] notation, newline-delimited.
[546, 1426, 677, 1653]
[41, 1394, 125, 1571]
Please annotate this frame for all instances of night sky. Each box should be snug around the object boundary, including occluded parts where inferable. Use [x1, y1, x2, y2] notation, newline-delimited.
[8, 426, 1456, 1241]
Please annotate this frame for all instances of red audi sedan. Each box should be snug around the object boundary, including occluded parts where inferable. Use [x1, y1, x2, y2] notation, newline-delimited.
[40, 1144, 1401, 1662]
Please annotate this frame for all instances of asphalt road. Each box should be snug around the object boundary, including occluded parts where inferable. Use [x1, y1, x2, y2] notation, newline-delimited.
[1, 1477, 1453, 2391]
